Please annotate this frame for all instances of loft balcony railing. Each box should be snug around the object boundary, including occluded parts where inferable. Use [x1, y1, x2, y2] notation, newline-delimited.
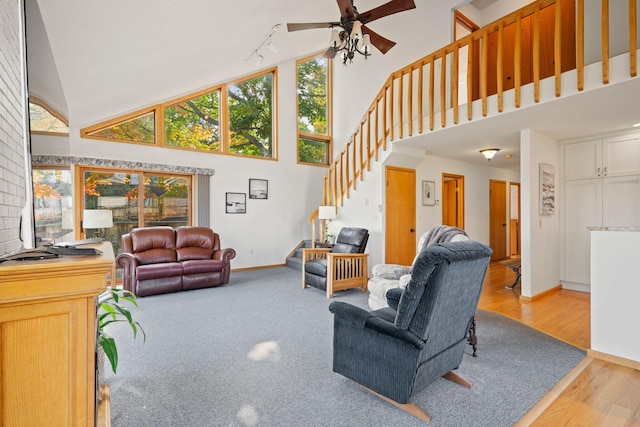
[311, 0, 637, 234]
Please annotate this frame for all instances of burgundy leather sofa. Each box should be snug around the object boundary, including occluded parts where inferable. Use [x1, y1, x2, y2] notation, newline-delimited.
[116, 226, 236, 297]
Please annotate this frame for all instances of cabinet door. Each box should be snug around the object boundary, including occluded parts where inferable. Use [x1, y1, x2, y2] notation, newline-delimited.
[565, 140, 602, 180]
[603, 175, 640, 226]
[563, 179, 602, 284]
[603, 134, 640, 177]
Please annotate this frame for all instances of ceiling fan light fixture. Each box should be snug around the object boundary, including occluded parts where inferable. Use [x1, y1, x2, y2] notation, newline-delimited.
[480, 148, 500, 162]
[350, 20, 362, 41]
[329, 29, 341, 48]
[361, 34, 371, 54]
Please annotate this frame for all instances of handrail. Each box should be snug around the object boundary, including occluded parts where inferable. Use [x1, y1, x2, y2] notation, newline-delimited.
[320, 0, 638, 210]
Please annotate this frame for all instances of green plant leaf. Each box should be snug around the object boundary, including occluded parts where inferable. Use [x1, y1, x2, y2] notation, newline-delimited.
[98, 334, 119, 374]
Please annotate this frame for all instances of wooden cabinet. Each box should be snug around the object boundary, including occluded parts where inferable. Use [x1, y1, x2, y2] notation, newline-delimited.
[0, 243, 114, 427]
[562, 134, 640, 288]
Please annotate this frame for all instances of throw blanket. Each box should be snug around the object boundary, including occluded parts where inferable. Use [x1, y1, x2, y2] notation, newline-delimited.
[421, 225, 468, 250]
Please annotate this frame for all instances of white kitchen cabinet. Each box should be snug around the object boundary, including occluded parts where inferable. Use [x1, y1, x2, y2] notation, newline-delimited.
[565, 134, 640, 180]
[562, 133, 640, 289]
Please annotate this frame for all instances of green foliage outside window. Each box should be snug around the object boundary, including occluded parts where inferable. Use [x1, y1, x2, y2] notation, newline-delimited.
[298, 57, 328, 135]
[88, 112, 155, 143]
[164, 91, 221, 152]
[299, 137, 329, 164]
[228, 73, 273, 157]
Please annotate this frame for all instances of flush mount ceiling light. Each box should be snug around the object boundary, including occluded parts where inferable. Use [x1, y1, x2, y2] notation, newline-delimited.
[480, 148, 500, 162]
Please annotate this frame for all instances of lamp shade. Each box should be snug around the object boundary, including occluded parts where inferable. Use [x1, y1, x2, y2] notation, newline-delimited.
[83, 209, 113, 229]
[318, 205, 336, 220]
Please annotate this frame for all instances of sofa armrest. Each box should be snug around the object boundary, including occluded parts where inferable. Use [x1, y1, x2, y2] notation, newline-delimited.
[371, 263, 411, 280]
[115, 253, 139, 293]
[213, 247, 236, 264]
[329, 301, 424, 349]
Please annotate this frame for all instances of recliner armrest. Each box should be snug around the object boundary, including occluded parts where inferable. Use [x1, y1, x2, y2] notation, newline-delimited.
[213, 247, 236, 263]
[329, 301, 424, 349]
[386, 287, 403, 310]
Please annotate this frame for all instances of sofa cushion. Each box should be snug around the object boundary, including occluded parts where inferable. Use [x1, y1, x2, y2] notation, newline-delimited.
[176, 227, 217, 261]
[136, 262, 183, 281]
[131, 226, 177, 264]
[181, 259, 224, 275]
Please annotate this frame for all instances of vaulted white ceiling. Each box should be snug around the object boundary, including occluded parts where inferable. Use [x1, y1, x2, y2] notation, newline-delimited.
[25, 0, 640, 172]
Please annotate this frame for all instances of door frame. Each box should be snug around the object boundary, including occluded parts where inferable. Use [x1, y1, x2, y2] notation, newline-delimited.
[442, 173, 465, 229]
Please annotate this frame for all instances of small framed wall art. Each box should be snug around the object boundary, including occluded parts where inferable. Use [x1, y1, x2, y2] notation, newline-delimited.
[225, 192, 246, 214]
[422, 180, 436, 206]
[249, 179, 268, 199]
[539, 163, 555, 215]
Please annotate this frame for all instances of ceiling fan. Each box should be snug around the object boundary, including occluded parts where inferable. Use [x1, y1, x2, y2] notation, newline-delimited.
[287, 0, 416, 64]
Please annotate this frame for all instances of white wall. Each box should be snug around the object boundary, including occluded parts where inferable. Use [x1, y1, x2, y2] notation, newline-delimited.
[32, 57, 327, 270]
[521, 129, 560, 298]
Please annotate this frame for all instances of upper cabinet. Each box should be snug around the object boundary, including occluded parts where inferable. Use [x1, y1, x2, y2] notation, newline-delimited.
[565, 134, 640, 180]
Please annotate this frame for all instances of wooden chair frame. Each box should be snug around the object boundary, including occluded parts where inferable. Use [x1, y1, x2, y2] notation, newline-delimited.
[302, 248, 369, 297]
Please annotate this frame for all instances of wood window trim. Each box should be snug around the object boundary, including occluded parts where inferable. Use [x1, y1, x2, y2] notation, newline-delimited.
[79, 67, 278, 160]
[296, 52, 333, 166]
[74, 165, 194, 239]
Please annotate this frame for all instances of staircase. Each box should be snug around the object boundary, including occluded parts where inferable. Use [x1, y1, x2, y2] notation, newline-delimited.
[285, 240, 313, 271]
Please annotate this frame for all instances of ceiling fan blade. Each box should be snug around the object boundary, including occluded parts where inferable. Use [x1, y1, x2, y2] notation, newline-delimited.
[336, 0, 356, 19]
[362, 25, 396, 54]
[287, 22, 337, 32]
[323, 48, 337, 59]
[359, 0, 416, 24]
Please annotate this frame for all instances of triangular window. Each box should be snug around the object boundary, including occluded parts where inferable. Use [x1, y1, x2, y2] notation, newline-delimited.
[83, 110, 155, 143]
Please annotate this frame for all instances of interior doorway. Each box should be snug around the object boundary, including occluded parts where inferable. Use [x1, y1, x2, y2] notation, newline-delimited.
[442, 173, 464, 229]
[510, 182, 521, 256]
[489, 180, 507, 261]
[385, 166, 416, 265]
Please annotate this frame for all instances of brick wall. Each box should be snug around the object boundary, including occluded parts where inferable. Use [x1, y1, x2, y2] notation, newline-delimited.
[0, 0, 28, 256]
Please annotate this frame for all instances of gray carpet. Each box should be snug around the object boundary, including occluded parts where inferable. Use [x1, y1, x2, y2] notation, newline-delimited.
[103, 267, 586, 426]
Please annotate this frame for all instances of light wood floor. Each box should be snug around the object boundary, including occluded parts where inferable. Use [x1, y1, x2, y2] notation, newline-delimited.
[480, 261, 640, 426]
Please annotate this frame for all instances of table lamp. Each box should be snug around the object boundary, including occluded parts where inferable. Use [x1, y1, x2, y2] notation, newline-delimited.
[83, 209, 113, 239]
[318, 205, 337, 243]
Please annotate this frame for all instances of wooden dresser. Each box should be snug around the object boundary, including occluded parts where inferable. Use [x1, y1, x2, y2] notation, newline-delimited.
[0, 242, 114, 427]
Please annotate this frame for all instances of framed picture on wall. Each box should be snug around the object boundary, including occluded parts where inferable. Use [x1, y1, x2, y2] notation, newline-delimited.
[225, 192, 246, 214]
[249, 179, 268, 199]
[422, 180, 436, 206]
[539, 163, 555, 215]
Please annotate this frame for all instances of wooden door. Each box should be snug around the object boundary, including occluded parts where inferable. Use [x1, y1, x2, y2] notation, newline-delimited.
[385, 167, 416, 265]
[489, 180, 507, 261]
[442, 173, 465, 228]
[510, 182, 521, 256]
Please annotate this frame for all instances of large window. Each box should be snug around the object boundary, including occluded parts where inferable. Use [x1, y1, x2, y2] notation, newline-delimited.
[79, 167, 192, 254]
[297, 55, 331, 165]
[81, 68, 277, 160]
[32, 167, 73, 243]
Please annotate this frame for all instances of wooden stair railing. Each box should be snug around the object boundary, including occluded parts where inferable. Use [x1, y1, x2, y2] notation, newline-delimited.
[319, 0, 638, 213]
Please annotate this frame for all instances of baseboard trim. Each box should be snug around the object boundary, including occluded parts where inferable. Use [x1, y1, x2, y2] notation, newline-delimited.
[519, 284, 562, 302]
[514, 356, 593, 426]
[587, 349, 640, 371]
[231, 264, 287, 272]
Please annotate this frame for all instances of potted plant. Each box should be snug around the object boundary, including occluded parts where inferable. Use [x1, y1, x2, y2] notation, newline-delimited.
[97, 287, 145, 375]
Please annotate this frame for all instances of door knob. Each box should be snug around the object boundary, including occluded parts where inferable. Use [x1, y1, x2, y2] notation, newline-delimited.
[410, 228, 415, 233]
